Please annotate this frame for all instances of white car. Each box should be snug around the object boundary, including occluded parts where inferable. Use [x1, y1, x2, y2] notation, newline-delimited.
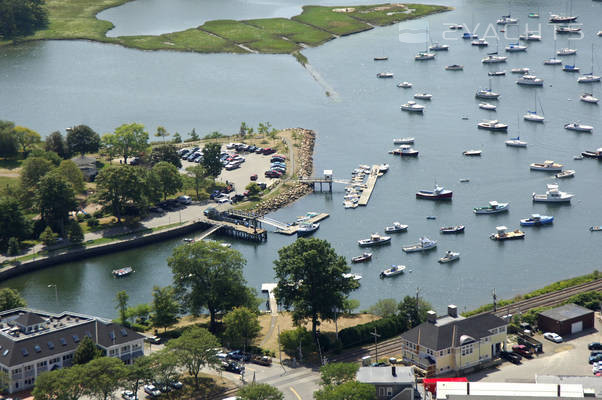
[593, 362, 601, 375]
[144, 385, 161, 397]
[543, 332, 563, 343]
[216, 197, 230, 204]
[176, 195, 191, 205]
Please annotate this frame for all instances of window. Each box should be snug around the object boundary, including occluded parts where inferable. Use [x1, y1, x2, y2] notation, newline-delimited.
[500, 326, 506, 332]
[121, 345, 130, 353]
[120, 328, 128, 337]
[72, 334, 80, 343]
[34, 345, 41, 353]
[37, 361, 47, 367]
[109, 331, 116, 341]
[378, 387, 386, 396]
[85, 331, 92, 338]
[21, 348, 29, 357]
[2, 349, 8, 356]
[447, 348, 451, 354]
[60, 337, 67, 346]
[25, 365, 33, 371]
[48, 341, 54, 349]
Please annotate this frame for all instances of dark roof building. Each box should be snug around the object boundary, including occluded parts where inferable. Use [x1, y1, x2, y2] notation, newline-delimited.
[356, 366, 416, 400]
[538, 303, 594, 337]
[71, 155, 98, 181]
[0, 308, 144, 393]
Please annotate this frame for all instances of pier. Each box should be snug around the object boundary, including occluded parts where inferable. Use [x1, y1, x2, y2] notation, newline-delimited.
[275, 213, 330, 235]
[261, 283, 278, 315]
[358, 165, 382, 206]
[199, 211, 268, 242]
[299, 169, 350, 192]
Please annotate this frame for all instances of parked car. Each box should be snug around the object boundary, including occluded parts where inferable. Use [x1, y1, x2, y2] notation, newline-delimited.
[589, 342, 602, 350]
[169, 381, 183, 390]
[250, 174, 258, 181]
[225, 163, 240, 171]
[210, 190, 222, 200]
[265, 170, 282, 178]
[247, 145, 257, 152]
[121, 390, 136, 400]
[144, 336, 161, 345]
[227, 350, 251, 361]
[222, 361, 244, 374]
[262, 148, 276, 155]
[226, 143, 236, 149]
[216, 197, 230, 204]
[177, 195, 191, 205]
[543, 332, 563, 343]
[271, 156, 286, 162]
[593, 362, 602, 375]
[500, 350, 521, 364]
[231, 194, 245, 203]
[255, 147, 264, 154]
[512, 344, 533, 359]
[193, 155, 203, 163]
[144, 385, 161, 397]
[270, 167, 286, 174]
[589, 353, 602, 364]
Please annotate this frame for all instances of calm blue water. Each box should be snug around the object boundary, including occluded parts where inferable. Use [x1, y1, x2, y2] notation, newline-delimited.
[1, 0, 601, 318]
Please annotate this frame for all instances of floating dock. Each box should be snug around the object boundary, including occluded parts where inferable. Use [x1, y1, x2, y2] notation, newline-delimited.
[358, 165, 381, 206]
[276, 213, 330, 235]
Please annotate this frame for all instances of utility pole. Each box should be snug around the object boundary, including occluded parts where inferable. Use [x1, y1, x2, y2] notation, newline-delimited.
[492, 288, 497, 312]
[370, 328, 381, 362]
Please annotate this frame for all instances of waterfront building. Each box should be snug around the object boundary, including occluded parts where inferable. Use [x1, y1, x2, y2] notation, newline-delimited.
[0, 308, 144, 393]
[400, 305, 507, 376]
[356, 366, 416, 399]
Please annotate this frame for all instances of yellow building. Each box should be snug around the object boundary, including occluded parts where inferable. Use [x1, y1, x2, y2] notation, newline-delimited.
[400, 305, 507, 376]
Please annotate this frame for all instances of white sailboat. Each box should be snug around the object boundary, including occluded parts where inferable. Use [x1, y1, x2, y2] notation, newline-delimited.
[544, 37, 562, 65]
[523, 92, 545, 123]
[415, 25, 435, 61]
[578, 44, 601, 83]
[475, 78, 500, 99]
[482, 40, 507, 63]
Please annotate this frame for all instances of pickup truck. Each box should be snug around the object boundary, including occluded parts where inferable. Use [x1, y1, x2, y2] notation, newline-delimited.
[517, 332, 543, 353]
[251, 355, 272, 366]
[512, 344, 533, 359]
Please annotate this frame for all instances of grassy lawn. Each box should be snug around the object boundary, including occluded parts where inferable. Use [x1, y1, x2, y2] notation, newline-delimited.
[348, 3, 448, 26]
[118, 29, 245, 53]
[244, 18, 334, 46]
[292, 6, 373, 36]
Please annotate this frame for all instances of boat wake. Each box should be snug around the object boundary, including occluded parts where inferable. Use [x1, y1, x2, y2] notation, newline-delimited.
[302, 60, 341, 101]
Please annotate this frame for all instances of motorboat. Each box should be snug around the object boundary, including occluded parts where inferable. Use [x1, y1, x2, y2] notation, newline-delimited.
[488, 71, 506, 76]
[380, 265, 406, 278]
[385, 222, 409, 233]
[343, 273, 362, 281]
[459, 178, 470, 182]
[462, 32, 473, 39]
[374, 56, 388, 61]
[398, 81, 413, 88]
[479, 103, 497, 111]
[414, 93, 432, 100]
[478, 120, 508, 131]
[445, 64, 464, 71]
[549, 14, 578, 23]
[482, 55, 508, 64]
[415, 51, 435, 61]
[562, 64, 580, 73]
[112, 266, 133, 278]
[511, 67, 530, 74]
[544, 57, 563, 65]
[392, 145, 419, 157]
[438, 251, 460, 263]
[590, 226, 602, 232]
[497, 15, 518, 25]
[580, 93, 599, 104]
[475, 89, 500, 99]
[582, 148, 602, 159]
[599, 31, 602, 37]
[557, 48, 577, 56]
[429, 42, 449, 51]
[520, 214, 554, 226]
[517, 75, 544, 86]
[505, 43, 527, 52]
[463, 150, 482, 156]
[578, 75, 601, 83]
[377, 72, 394, 78]
[555, 25, 581, 34]
[440, 225, 465, 234]
[351, 252, 372, 263]
[416, 185, 453, 200]
[449, 24, 463, 30]
[564, 123, 593, 133]
[472, 38, 488, 47]
[532, 183, 573, 203]
[523, 111, 545, 122]
[519, 32, 542, 41]
[505, 137, 527, 147]
[393, 137, 414, 144]
[473, 201, 509, 214]
[574, 155, 584, 160]
[344, 201, 358, 209]
[378, 164, 389, 173]
[555, 169, 575, 179]
[402, 237, 437, 253]
[183, 238, 194, 243]
[297, 222, 320, 237]
[490, 226, 525, 241]
[530, 160, 563, 171]
[358, 233, 391, 247]
[400, 101, 424, 112]
[528, 12, 539, 18]
[426, 216, 437, 220]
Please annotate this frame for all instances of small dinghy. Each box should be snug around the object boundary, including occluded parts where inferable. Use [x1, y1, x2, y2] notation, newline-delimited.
[438, 251, 460, 263]
[351, 252, 372, 263]
[440, 225, 465, 234]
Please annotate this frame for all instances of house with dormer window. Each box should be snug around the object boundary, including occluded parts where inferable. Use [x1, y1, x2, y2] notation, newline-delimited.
[0, 308, 144, 393]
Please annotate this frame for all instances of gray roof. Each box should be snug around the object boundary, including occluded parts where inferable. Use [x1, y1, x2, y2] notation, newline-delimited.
[538, 303, 593, 322]
[400, 313, 506, 351]
[14, 312, 46, 327]
[356, 366, 414, 385]
[71, 155, 96, 167]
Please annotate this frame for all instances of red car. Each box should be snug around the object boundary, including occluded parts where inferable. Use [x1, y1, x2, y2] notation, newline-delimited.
[250, 174, 258, 181]
[262, 148, 276, 155]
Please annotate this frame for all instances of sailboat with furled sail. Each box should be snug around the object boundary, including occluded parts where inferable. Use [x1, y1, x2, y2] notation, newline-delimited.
[578, 44, 601, 83]
[523, 92, 544, 123]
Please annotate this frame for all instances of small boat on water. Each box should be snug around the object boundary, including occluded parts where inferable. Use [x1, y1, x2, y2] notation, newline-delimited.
[475, 89, 500, 99]
[183, 238, 195, 243]
[426, 216, 437, 220]
[459, 178, 470, 182]
[380, 265, 406, 278]
[478, 120, 508, 131]
[402, 237, 437, 253]
[555, 169, 575, 179]
[549, 14, 578, 23]
[414, 93, 433, 100]
[582, 148, 602, 159]
[562, 64, 580, 73]
[590, 226, 602, 232]
[528, 12, 539, 18]
[564, 123, 593, 133]
[482, 54, 508, 63]
[506, 43, 527, 52]
[393, 137, 414, 144]
[556, 25, 581, 34]
[520, 214, 554, 226]
[415, 51, 435, 61]
[474, 201, 509, 214]
[490, 226, 525, 241]
[463, 150, 482, 156]
[532, 184, 573, 203]
[378, 164, 389, 173]
[351, 252, 372, 263]
[449, 24, 463, 30]
[523, 111, 545, 123]
[488, 71, 506, 76]
[520, 32, 541, 41]
[497, 14, 518, 25]
[511, 67, 530, 74]
[438, 251, 460, 263]
[398, 81, 413, 88]
[392, 145, 419, 157]
[580, 93, 599, 104]
[377, 72, 394, 78]
[446, 64, 464, 71]
[112, 266, 133, 278]
[440, 225, 465, 234]
[505, 137, 527, 147]
[574, 155, 584, 160]
[416, 185, 453, 200]
[472, 38, 489, 47]
[429, 42, 449, 51]
[530, 160, 563, 172]
[297, 222, 320, 237]
[400, 101, 424, 113]
[374, 56, 388, 61]
[343, 273, 362, 281]
[517, 75, 544, 86]
[557, 48, 577, 56]
[358, 233, 391, 247]
[479, 102, 497, 111]
[385, 222, 409, 233]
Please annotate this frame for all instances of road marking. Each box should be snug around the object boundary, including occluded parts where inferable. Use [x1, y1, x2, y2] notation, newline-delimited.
[290, 386, 302, 400]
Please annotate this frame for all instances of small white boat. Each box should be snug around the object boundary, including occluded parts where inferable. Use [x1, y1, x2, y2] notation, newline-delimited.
[511, 67, 530, 74]
[429, 42, 449, 51]
[343, 273, 362, 281]
[402, 237, 437, 253]
[459, 178, 470, 182]
[358, 233, 391, 247]
[463, 150, 482, 156]
[344, 201, 358, 209]
[530, 160, 563, 172]
[351, 252, 372, 263]
[482, 54, 508, 63]
[574, 155, 584, 160]
[112, 266, 134, 278]
[473, 201, 509, 214]
[414, 93, 432, 100]
[472, 38, 489, 47]
[490, 226, 525, 241]
[385, 222, 408, 233]
[544, 57, 563, 65]
[393, 137, 414, 144]
[555, 169, 575, 179]
[506, 43, 528, 52]
[392, 145, 419, 157]
[401, 101, 425, 112]
[380, 265, 406, 278]
[378, 164, 389, 173]
[517, 75, 544, 86]
[557, 48, 577, 56]
[505, 137, 527, 147]
[556, 25, 581, 34]
[549, 15, 577, 23]
[479, 103, 497, 111]
[449, 24, 463, 30]
[478, 120, 508, 131]
[532, 183, 573, 203]
[564, 123, 593, 133]
[519, 32, 542, 41]
[528, 12, 539, 18]
[377, 72, 394, 78]
[580, 93, 599, 104]
[578, 74, 601, 83]
[488, 71, 506, 76]
[497, 15, 518, 25]
[445, 64, 464, 71]
[590, 226, 602, 232]
[523, 111, 545, 123]
[398, 81, 413, 88]
[475, 89, 500, 99]
[374, 56, 388, 61]
[415, 51, 435, 61]
[438, 250, 460, 263]
[297, 222, 320, 237]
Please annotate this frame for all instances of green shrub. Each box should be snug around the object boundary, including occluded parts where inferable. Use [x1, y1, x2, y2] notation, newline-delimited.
[87, 217, 99, 228]
[338, 316, 407, 349]
[7, 237, 20, 256]
[92, 210, 104, 219]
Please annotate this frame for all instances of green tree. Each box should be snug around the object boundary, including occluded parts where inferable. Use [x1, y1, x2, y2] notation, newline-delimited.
[126, 303, 152, 325]
[239, 122, 249, 137]
[20, 156, 53, 188]
[53, 160, 85, 192]
[154, 126, 170, 143]
[7, 237, 20, 256]
[45, 131, 69, 159]
[245, 182, 262, 198]
[73, 336, 101, 365]
[112, 123, 149, 164]
[151, 286, 179, 331]
[314, 381, 376, 400]
[124, 356, 153, 398]
[186, 165, 207, 201]
[29, 148, 62, 166]
[166, 326, 220, 389]
[0, 288, 26, 311]
[67, 221, 84, 244]
[223, 306, 261, 350]
[146, 350, 180, 390]
[398, 295, 432, 328]
[14, 126, 41, 154]
[278, 327, 313, 359]
[116, 290, 129, 325]
[0, 0, 48, 40]
[201, 142, 222, 178]
[66, 125, 100, 156]
[36, 174, 76, 234]
[82, 357, 127, 400]
[172, 132, 182, 143]
[319, 363, 359, 386]
[368, 298, 398, 318]
[33, 365, 86, 400]
[100, 133, 119, 162]
[238, 384, 284, 400]
[151, 161, 183, 201]
[150, 144, 182, 168]
[0, 120, 18, 157]
[39, 225, 58, 246]
[95, 165, 147, 222]
[168, 241, 255, 331]
[0, 196, 30, 252]
[189, 128, 199, 141]
[274, 238, 359, 338]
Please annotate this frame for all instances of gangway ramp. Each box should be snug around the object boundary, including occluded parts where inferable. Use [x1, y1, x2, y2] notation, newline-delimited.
[258, 217, 289, 231]
[195, 224, 223, 241]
